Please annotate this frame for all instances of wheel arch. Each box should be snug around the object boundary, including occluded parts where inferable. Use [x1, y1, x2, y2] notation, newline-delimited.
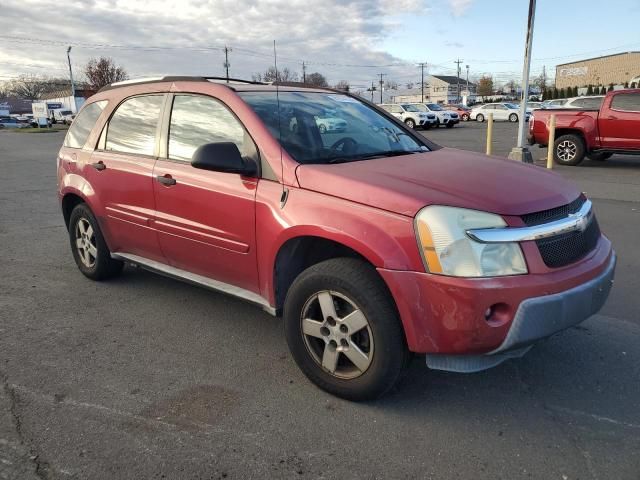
[272, 235, 393, 314]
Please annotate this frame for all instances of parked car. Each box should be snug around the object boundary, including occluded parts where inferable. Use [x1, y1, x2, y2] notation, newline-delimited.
[471, 103, 530, 122]
[560, 96, 605, 110]
[379, 103, 436, 129]
[411, 103, 459, 127]
[528, 89, 640, 165]
[52, 109, 76, 125]
[0, 117, 28, 129]
[525, 101, 544, 112]
[541, 99, 568, 109]
[314, 115, 347, 133]
[57, 77, 616, 400]
[445, 104, 471, 121]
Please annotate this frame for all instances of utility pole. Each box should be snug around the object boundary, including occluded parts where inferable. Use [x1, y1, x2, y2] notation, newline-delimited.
[367, 81, 377, 102]
[507, 0, 536, 164]
[417, 62, 427, 102]
[454, 59, 463, 103]
[223, 46, 232, 82]
[302, 61, 307, 83]
[378, 73, 386, 103]
[465, 64, 470, 105]
[66, 46, 76, 111]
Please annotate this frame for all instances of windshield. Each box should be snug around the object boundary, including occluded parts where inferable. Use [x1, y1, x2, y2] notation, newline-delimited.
[426, 103, 443, 111]
[412, 104, 427, 112]
[401, 104, 421, 112]
[239, 91, 427, 165]
[60, 110, 72, 115]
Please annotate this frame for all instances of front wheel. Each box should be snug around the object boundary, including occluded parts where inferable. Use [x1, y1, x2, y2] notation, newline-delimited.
[284, 258, 409, 401]
[445, 123, 455, 128]
[509, 113, 518, 122]
[462, 113, 470, 121]
[404, 118, 415, 129]
[476, 114, 485, 122]
[554, 134, 586, 166]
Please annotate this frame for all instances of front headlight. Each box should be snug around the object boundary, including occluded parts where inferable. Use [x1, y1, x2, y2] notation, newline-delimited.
[415, 206, 528, 277]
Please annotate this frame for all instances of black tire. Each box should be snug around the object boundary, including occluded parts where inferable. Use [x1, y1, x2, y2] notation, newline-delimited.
[423, 123, 431, 130]
[445, 123, 455, 128]
[554, 134, 586, 166]
[462, 113, 470, 121]
[68, 203, 123, 280]
[587, 152, 612, 161]
[404, 118, 415, 129]
[476, 114, 485, 122]
[284, 258, 409, 401]
[509, 113, 518, 122]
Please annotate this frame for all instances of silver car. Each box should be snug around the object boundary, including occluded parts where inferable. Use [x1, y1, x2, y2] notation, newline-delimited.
[470, 103, 530, 122]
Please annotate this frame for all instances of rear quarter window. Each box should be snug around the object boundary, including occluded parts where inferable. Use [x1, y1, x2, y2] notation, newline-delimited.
[63, 101, 107, 149]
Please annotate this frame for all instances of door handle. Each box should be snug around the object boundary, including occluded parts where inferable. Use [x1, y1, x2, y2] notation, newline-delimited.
[156, 174, 176, 186]
[90, 161, 106, 171]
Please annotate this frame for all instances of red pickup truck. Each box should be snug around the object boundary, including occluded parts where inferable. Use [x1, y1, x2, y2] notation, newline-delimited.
[528, 89, 640, 165]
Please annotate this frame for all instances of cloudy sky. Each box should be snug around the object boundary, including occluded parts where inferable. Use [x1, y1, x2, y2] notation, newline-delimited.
[1, 0, 639, 90]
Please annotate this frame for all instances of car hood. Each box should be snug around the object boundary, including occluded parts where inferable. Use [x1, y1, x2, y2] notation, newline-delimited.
[295, 148, 580, 217]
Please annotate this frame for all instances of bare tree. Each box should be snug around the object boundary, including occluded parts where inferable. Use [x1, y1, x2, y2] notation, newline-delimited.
[334, 80, 350, 92]
[84, 57, 128, 90]
[384, 80, 399, 90]
[305, 72, 328, 87]
[252, 67, 299, 83]
[5, 74, 64, 100]
[406, 82, 414, 89]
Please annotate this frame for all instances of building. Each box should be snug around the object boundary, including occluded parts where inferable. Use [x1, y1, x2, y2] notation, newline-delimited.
[39, 87, 96, 113]
[426, 75, 477, 104]
[555, 51, 640, 89]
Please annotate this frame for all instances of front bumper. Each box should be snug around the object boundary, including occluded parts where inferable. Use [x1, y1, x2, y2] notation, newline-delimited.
[425, 252, 615, 372]
[378, 235, 614, 356]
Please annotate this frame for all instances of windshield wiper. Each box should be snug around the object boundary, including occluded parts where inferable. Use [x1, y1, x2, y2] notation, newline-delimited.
[327, 150, 423, 164]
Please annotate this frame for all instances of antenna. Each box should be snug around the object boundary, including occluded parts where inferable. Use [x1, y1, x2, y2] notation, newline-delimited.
[273, 40, 288, 208]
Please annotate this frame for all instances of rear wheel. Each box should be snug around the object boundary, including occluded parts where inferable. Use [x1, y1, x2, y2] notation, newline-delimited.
[284, 258, 409, 401]
[476, 114, 485, 122]
[554, 134, 586, 166]
[509, 113, 518, 122]
[404, 118, 415, 129]
[69, 203, 123, 280]
[587, 152, 612, 161]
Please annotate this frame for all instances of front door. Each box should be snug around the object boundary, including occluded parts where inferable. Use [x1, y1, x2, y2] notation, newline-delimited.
[598, 92, 640, 150]
[85, 94, 165, 261]
[151, 94, 260, 294]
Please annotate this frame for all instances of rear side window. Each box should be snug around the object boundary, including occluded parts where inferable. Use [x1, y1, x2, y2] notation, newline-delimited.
[611, 93, 640, 112]
[106, 95, 164, 155]
[64, 101, 107, 149]
[168, 95, 248, 162]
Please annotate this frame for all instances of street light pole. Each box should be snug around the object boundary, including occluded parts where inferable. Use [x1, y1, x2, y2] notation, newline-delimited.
[66, 46, 76, 112]
[507, 0, 536, 164]
[466, 64, 469, 105]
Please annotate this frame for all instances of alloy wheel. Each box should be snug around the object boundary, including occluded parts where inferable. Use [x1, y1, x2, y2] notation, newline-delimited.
[300, 290, 374, 379]
[75, 218, 97, 268]
[557, 140, 577, 162]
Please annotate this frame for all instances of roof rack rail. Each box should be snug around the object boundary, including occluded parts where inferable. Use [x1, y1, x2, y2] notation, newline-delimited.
[99, 75, 265, 93]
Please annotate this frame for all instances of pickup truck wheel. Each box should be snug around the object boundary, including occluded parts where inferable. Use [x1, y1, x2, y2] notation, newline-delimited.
[509, 113, 518, 122]
[554, 134, 585, 166]
[476, 114, 485, 122]
[587, 152, 612, 161]
[404, 118, 415, 129]
[69, 203, 123, 280]
[284, 258, 409, 401]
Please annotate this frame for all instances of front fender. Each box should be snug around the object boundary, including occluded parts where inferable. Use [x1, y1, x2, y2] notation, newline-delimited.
[255, 181, 424, 305]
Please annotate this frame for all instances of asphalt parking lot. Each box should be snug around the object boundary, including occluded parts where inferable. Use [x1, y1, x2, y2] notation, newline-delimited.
[1, 126, 639, 479]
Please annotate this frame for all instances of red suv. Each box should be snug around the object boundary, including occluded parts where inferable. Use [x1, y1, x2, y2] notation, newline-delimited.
[57, 77, 615, 400]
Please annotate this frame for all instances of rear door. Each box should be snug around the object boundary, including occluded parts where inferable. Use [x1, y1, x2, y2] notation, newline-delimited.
[87, 94, 165, 261]
[151, 94, 260, 293]
[494, 104, 508, 120]
[598, 92, 640, 150]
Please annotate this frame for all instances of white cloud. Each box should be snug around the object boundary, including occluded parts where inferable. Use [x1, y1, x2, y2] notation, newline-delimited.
[448, 0, 473, 16]
[0, 0, 431, 87]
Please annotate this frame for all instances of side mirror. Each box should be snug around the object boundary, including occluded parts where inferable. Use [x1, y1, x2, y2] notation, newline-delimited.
[190, 142, 256, 176]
